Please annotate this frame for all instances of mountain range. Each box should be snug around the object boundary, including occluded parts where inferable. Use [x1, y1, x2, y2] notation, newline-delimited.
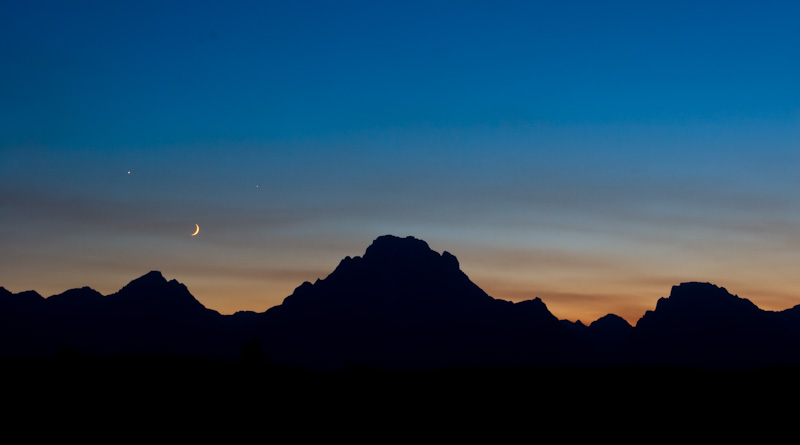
[3, 234, 800, 370]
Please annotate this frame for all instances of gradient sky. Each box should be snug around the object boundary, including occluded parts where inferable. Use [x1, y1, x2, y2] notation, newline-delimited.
[2, 0, 798, 324]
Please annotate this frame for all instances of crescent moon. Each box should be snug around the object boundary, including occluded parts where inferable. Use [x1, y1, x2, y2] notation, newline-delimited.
[191, 224, 200, 236]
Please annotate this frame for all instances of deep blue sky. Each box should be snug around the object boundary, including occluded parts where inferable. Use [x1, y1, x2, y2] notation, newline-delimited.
[2, 1, 798, 322]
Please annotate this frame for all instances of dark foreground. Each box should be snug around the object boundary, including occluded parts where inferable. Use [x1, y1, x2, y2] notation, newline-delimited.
[4, 355, 798, 439]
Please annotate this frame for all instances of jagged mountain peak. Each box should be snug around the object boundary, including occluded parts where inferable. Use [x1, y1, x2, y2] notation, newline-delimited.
[656, 282, 760, 313]
[115, 271, 193, 297]
[364, 234, 433, 257]
[46, 287, 105, 308]
[119, 270, 168, 292]
[360, 235, 459, 272]
[589, 313, 632, 330]
[50, 286, 103, 298]
[111, 271, 211, 315]
[280, 235, 490, 309]
[0, 288, 44, 300]
[670, 282, 734, 300]
[635, 281, 766, 335]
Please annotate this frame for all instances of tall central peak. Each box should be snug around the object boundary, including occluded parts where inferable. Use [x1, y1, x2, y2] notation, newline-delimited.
[364, 235, 436, 260]
[360, 235, 460, 273]
[281, 235, 485, 309]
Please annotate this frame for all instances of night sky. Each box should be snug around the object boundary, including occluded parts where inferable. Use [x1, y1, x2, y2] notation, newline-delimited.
[2, 1, 798, 324]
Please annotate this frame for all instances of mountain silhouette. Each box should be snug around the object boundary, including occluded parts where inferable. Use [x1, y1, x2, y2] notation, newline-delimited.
[1, 235, 799, 370]
[254, 235, 586, 369]
[0, 272, 237, 359]
[562, 313, 634, 361]
[0, 287, 47, 357]
[626, 282, 800, 368]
